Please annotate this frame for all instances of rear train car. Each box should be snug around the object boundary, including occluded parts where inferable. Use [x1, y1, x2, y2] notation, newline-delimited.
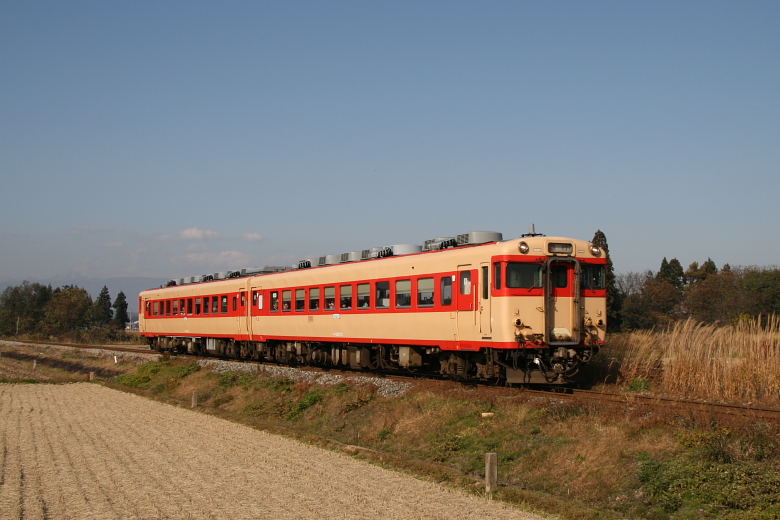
[138, 230, 607, 384]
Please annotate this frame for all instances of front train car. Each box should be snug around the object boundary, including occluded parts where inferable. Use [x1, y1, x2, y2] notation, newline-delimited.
[138, 229, 606, 385]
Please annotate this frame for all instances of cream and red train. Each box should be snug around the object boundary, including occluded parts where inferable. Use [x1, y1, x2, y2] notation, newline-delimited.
[138, 229, 607, 384]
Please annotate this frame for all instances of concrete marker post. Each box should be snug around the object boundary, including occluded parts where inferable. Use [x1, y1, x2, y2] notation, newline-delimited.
[33, 359, 37, 369]
[192, 391, 198, 408]
[485, 452, 498, 493]
[89, 371, 95, 381]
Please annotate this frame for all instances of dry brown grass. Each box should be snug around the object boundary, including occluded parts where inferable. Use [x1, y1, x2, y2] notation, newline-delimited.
[608, 316, 780, 404]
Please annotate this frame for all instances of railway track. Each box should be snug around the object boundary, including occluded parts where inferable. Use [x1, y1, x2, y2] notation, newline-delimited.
[5, 338, 780, 423]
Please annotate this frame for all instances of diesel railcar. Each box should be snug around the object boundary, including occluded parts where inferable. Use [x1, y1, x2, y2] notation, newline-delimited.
[138, 229, 607, 384]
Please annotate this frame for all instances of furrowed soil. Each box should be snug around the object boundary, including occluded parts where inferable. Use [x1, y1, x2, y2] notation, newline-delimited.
[0, 383, 544, 520]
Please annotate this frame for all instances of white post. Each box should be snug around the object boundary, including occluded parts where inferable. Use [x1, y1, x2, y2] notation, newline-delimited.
[192, 391, 198, 408]
[485, 453, 497, 493]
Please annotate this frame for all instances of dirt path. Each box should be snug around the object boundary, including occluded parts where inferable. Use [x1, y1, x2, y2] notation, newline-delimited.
[0, 384, 546, 520]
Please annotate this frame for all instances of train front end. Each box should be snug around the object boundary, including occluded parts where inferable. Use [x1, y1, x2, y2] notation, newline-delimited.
[490, 235, 607, 384]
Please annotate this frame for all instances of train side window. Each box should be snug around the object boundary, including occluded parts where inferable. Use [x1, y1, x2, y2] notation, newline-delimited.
[166, 300, 171, 316]
[460, 271, 471, 295]
[395, 280, 411, 308]
[375, 281, 390, 309]
[187, 298, 193, 315]
[417, 278, 434, 307]
[440, 277, 452, 306]
[253, 291, 264, 310]
[240, 292, 245, 307]
[173, 299, 179, 316]
[282, 290, 291, 311]
[340, 285, 352, 310]
[270, 291, 279, 312]
[357, 283, 370, 309]
[153, 301, 159, 316]
[494, 262, 501, 290]
[212, 297, 219, 314]
[195, 298, 201, 315]
[324, 286, 335, 310]
[180, 299, 186, 315]
[232, 296, 237, 312]
[482, 267, 489, 300]
[203, 297, 209, 315]
[221, 295, 228, 314]
[295, 289, 305, 311]
[309, 287, 320, 311]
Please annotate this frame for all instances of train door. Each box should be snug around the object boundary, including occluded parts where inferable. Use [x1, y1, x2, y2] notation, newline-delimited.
[545, 259, 581, 345]
[456, 265, 476, 345]
[479, 263, 491, 335]
[140, 298, 147, 332]
[249, 286, 262, 340]
[238, 291, 245, 334]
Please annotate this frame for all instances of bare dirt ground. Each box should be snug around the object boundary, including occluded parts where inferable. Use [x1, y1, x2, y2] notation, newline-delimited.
[0, 384, 547, 520]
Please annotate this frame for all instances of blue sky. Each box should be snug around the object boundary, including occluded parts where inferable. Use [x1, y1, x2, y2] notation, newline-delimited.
[1, 1, 778, 283]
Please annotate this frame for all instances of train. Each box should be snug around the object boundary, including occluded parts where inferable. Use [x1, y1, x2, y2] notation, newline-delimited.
[138, 227, 607, 384]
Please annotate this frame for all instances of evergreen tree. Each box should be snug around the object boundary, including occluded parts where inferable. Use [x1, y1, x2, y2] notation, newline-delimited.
[657, 258, 673, 283]
[668, 258, 686, 288]
[112, 291, 129, 330]
[91, 286, 113, 326]
[591, 230, 620, 329]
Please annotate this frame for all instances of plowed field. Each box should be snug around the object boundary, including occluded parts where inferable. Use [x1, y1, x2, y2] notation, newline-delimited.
[0, 384, 544, 519]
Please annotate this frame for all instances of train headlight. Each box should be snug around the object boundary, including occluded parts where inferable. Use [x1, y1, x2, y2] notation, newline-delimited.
[589, 245, 601, 257]
[518, 241, 530, 254]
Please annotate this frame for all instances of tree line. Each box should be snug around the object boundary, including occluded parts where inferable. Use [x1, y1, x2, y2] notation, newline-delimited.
[0, 282, 129, 339]
[594, 231, 780, 330]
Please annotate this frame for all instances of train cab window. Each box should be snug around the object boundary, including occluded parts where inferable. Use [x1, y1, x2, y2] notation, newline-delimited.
[270, 291, 279, 312]
[459, 272, 471, 295]
[506, 263, 543, 289]
[395, 280, 411, 308]
[146, 302, 151, 315]
[187, 299, 193, 315]
[295, 289, 305, 311]
[417, 278, 434, 307]
[494, 263, 501, 290]
[282, 290, 291, 311]
[324, 286, 335, 310]
[309, 288, 320, 311]
[221, 295, 228, 314]
[195, 298, 201, 315]
[551, 265, 568, 288]
[165, 300, 171, 316]
[153, 301, 159, 316]
[357, 283, 370, 309]
[232, 296, 237, 312]
[440, 276, 453, 306]
[203, 297, 209, 315]
[581, 265, 606, 290]
[339, 285, 352, 310]
[212, 297, 219, 315]
[375, 281, 390, 309]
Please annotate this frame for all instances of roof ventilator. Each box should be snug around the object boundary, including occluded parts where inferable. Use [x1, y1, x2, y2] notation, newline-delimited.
[455, 231, 503, 246]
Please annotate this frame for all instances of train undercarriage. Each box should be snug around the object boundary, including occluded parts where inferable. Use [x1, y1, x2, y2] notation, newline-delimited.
[147, 336, 599, 385]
